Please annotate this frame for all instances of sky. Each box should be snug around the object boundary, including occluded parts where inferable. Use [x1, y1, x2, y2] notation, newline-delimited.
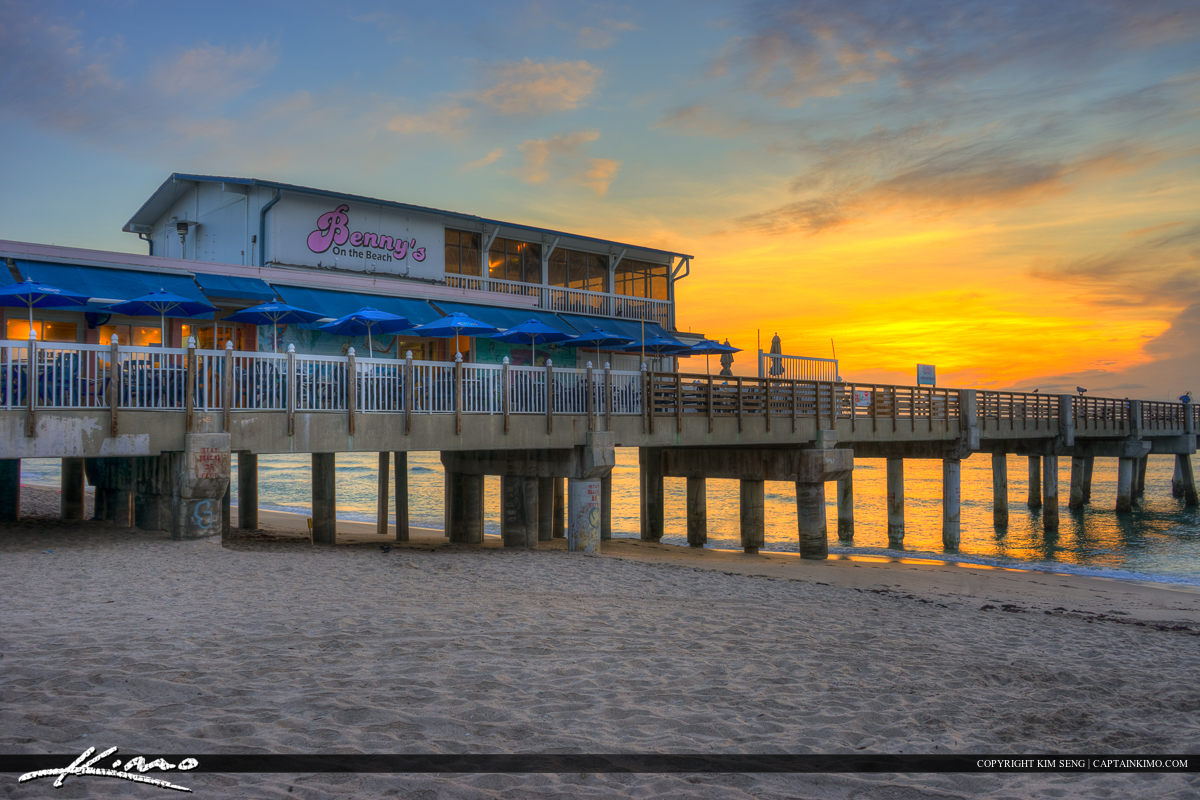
[1, 0, 1198, 397]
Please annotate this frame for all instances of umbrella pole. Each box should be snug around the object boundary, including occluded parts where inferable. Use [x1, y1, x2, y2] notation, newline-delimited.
[160, 312, 167, 348]
[367, 328, 373, 357]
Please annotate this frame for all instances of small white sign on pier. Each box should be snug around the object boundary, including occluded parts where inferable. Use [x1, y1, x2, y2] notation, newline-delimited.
[917, 364, 936, 387]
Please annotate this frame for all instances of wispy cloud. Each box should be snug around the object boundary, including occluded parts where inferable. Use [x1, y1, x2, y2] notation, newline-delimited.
[518, 130, 601, 183]
[385, 103, 472, 136]
[461, 148, 504, 172]
[580, 157, 620, 195]
[150, 42, 276, 102]
[475, 58, 602, 115]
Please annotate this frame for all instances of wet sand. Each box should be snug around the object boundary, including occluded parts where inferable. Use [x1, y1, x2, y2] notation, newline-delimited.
[3, 484, 1198, 798]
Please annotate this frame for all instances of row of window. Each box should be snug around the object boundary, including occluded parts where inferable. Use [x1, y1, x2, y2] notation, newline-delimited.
[444, 229, 669, 300]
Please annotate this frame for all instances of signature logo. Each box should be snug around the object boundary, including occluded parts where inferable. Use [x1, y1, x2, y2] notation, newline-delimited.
[18, 746, 198, 793]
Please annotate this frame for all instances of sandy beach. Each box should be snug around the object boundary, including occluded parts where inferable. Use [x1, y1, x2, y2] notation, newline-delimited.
[3, 484, 1198, 799]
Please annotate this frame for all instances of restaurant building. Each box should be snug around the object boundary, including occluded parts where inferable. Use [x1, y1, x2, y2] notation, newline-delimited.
[2, 173, 693, 368]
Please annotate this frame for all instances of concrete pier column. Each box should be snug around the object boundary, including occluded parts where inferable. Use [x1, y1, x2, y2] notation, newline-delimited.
[501, 475, 537, 548]
[376, 452, 390, 537]
[1042, 455, 1059, 531]
[1082, 457, 1094, 504]
[93, 489, 110, 521]
[61, 458, 85, 521]
[796, 481, 828, 559]
[991, 453, 1008, 527]
[311, 452, 337, 544]
[1069, 457, 1086, 512]
[886, 457, 905, 548]
[552, 477, 565, 538]
[221, 483, 231, 538]
[134, 455, 171, 531]
[450, 473, 484, 544]
[169, 434, 232, 540]
[1116, 457, 1134, 513]
[394, 452, 409, 542]
[836, 470, 854, 542]
[1027, 456, 1042, 510]
[567, 478, 601, 554]
[600, 474, 612, 541]
[639, 448, 664, 542]
[111, 487, 135, 527]
[943, 458, 961, 552]
[686, 476, 707, 547]
[1173, 458, 1184, 498]
[1134, 456, 1148, 499]
[0, 459, 18, 521]
[740, 479, 765, 554]
[1177, 454, 1198, 507]
[537, 478, 555, 542]
[237, 452, 258, 530]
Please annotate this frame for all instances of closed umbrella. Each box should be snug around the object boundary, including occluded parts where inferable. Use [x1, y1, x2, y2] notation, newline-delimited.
[223, 301, 326, 352]
[408, 312, 500, 358]
[0, 278, 90, 334]
[318, 307, 413, 357]
[490, 318, 572, 365]
[105, 289, 216, 347]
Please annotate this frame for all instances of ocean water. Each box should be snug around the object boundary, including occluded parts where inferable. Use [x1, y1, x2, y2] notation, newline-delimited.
[19, 450, 1200, 588]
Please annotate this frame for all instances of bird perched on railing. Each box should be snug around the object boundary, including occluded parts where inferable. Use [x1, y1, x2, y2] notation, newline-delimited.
[1076, 386, 1087, 396]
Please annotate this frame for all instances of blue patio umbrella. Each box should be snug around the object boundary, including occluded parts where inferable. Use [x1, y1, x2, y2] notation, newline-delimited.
[0, 278, 90, 333]
[105, 289, 217, 347]
[318, 307, 413, 357]
[408, 312, 500, 357]
[223, 301, 326, 352]
[490, 318, 572, 364]
[624, 334, 690, 365]
[559, 326, 634, 367]
[687, 338, 741, 374]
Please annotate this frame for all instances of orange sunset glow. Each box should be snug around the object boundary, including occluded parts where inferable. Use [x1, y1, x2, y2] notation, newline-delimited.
[3, 1, 1198, 398]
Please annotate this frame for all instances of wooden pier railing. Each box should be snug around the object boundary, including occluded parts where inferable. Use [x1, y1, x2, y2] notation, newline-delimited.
[2, 338, 1197, 440]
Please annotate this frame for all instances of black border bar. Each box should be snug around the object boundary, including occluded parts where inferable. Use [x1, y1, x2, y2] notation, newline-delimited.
[2, 754, 1196, 774]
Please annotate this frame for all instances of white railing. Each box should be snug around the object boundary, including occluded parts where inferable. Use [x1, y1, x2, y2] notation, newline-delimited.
[507, 365, 546, 414]
[296, 354, 347, 412]
[758, 351, 840, 382]
[444, 274, 672, 327]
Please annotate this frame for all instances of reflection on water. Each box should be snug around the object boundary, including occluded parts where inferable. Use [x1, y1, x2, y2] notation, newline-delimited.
[19, 450, 1200, 586]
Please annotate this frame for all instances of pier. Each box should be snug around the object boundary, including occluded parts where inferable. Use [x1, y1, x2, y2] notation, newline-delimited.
[1, 336, 1195, 555]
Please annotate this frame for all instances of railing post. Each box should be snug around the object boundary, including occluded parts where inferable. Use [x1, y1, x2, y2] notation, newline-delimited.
[286, 343, 296, 437]
[109, 334, 120, 436]
[674, 370, 682, 434]
[185, 336, 197, 433]
[404, 350, 414, 435]
[587, 360, 595, 432]
[736, 376, 744, 433]
[545, 358, 554, 434]
[222, 341, 234, 431]
[792, 380, 798, 433]
[707, 373, 714, 434]
[347, 347, 357, 436]
[502, 356, 511, 434]
[605, 362, 612, 431]
[25, 331, 37, 437]
[454, 352, 463, 436]
[641, 363, 649, 434]
[764, 378, 771, 433]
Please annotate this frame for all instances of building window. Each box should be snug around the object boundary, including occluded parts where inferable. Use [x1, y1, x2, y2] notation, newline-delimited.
[549, 248, 607, 292]
[5, 319, 78, 342]
[444, 229, 481, 276]
[98, 324, 162, 347]
[180, 323, 244, 351]
[615, 259, 669, 300]
[488, 237, 541, 283]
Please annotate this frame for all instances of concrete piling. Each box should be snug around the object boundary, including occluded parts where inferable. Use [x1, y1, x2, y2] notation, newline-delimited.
[1027, 456, 1042, 510]
[451, 472, 484, 544]
[376, 452, 390, 537]
[1177, 454, 1198, 507]
[311, 452, 337, 544]
[0, 459, 18, 521]
[886, 457, 904, 548]
[796, 481, 827, 559]
[552, 477, 565, 538]
[1116, 457, 1134, 513]
[836, 471, 854, 542]
[686, 476, 707, 547]
[600, 474, 612, 541]
[943, 458, 961, 551]
[1082, 457, 1094, 504]
[639, 448, 664, 542]
[1135, 456, 1148, 500]
[238, 452, 258, 530]
[537, 477, 555, 542]
[1069, 457, 1086, 512]
[61, 457, 85, 521]
[501, 475, 537, 548]
[1042, 455, 1059, 531]
[394, 451, 409, 542]
[567, 478, 600, 554]
[739, 478, 765, 554]
[991, 452, 1008, 527]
